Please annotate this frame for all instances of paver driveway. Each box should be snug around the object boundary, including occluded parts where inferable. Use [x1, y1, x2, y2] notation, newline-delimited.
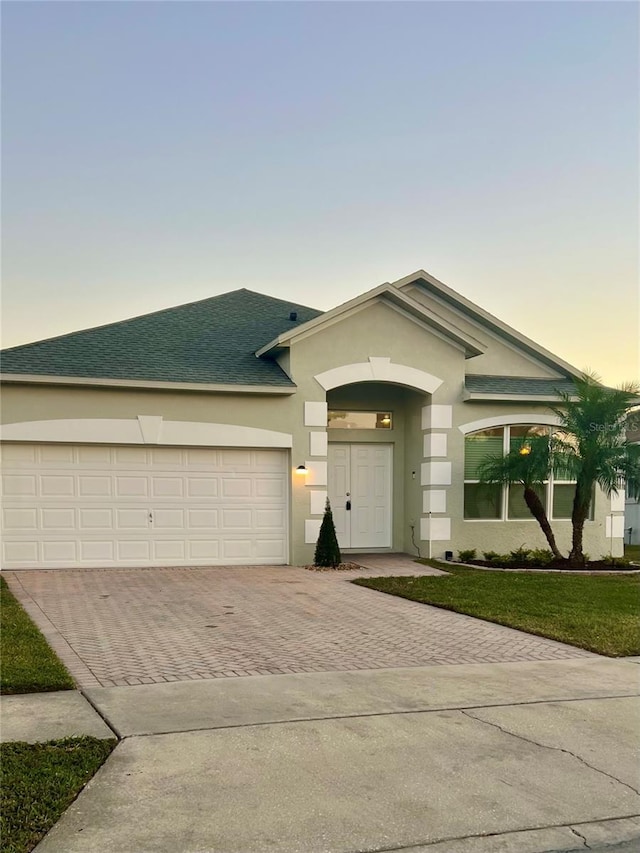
[5, 563, 593, 688]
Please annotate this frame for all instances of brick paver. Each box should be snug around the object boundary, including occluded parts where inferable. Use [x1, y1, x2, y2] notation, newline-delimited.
[5, 562, 593, 688]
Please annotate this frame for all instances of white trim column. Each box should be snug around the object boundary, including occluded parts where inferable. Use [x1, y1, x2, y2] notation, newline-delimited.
[303, 402, 328, 544]
[420, 404, 452, 544]
[606, 489, 626, 557]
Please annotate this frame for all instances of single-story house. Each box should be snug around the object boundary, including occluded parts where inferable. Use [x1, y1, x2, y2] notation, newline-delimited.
[0, 269, 626, 569]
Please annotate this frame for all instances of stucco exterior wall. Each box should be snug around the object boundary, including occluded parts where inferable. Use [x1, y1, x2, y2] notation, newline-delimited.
[286, 299, 467, 564]
[0, 384, 297, 431]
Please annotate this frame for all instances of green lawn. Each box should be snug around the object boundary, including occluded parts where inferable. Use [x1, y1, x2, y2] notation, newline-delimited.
[1, 737, 116, 853]
[625, 544, 640, 562]
[1, 577, 75, 694]
[354, 562, 640, 656]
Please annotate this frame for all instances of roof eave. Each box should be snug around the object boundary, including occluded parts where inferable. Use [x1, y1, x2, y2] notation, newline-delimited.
[463, 390, 578, 403]
[0, 373, 297, 395]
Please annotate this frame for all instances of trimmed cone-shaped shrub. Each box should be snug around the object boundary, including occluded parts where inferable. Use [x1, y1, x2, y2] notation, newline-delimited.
[314, 498, 342, 567]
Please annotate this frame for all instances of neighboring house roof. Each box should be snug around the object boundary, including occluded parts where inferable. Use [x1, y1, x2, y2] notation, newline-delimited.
[464, 375, 578, 402]
[0, 289, 322, 388]
[393, 270, 584, 381]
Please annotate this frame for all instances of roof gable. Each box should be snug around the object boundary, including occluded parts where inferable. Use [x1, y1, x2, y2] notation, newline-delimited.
[256, 282, 486, 359]
[395, 270, 583, 380]
[1, 289, 323, 387]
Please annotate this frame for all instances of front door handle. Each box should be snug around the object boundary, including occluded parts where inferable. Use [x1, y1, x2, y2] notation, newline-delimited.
[346, 500, 351, 511]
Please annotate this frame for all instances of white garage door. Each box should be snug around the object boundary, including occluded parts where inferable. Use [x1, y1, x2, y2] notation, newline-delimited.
[1, 444, 289, 568]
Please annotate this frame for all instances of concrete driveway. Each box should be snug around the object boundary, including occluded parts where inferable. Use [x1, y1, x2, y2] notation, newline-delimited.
[4, 562, 639, 853]
[4, 562, 592, 688]
[31, 659, 640, 852]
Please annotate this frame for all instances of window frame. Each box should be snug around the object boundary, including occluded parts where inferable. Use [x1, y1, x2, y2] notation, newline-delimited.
[463, 425, 586, 522]
[327, 410, 393, 430]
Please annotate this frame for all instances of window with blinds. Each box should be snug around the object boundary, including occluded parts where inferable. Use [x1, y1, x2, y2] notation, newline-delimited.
[464, 424, 582, 521]
[464, 429, 503, 479]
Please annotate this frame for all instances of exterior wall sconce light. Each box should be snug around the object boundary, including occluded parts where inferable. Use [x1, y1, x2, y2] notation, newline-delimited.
[296, 464, 308, 475]
[519, 445, 531, 456]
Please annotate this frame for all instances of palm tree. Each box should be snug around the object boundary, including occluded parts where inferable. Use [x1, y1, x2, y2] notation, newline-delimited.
[551, 373, 640, 566]
[478, 430, 564, 560]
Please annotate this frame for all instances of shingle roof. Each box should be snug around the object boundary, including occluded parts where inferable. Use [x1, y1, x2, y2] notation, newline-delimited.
[0, 289, 323, 386]
[465, 375, 577, 397]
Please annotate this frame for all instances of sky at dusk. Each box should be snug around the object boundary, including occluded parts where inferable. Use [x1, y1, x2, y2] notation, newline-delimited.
[2, 1, 638, 385]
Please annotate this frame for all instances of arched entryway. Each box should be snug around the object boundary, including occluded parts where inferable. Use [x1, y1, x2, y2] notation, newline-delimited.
[325, 381, 429, 552]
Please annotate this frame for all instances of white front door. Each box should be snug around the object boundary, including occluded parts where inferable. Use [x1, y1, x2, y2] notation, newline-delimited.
[328, 444, 392, 549]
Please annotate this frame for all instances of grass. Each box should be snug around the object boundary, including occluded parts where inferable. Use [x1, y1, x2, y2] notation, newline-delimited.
[625, 544, 640, 562]
[354, 561, 640, 656]
[1, 577, 75, 694]
[1, 737, 116, 853]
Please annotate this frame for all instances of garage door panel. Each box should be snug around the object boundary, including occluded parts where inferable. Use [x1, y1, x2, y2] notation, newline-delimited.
[255, 509, 286, 530]
[152, 509, 184, 529]
[2, 445, 37, 463]
[3, 541, 38, 562]
[153, 540, 185, 560]
[151, 448, 184, 466]
[116, 509, 149, 529]
[78, 476, 111, 497]
[220, 450, 252, 468]
[1, 444, 288, 568]
[117, 541, 150, 561]
[3, 474, 37, 497]
[42, 508, 76, 530]
[187, 478, 218, 497]
[256, 478, 285, 498]
[78, 446, 112, 464]
[189, 540, 220, 559]
[79, 508, 113, 529]
[222, 539, 252, 559]
[185, 449, 219, 466]
[256, 539, 286, 559]
[80, 541, 114, 561]
[152, 477, 184, 497]
[221, 478, 251, 498]
[115, 476, 148, 497]
[41, 475, 75, 497]
[41, 446, 75, 463]
[115, 447, 149, 464]
[3, 508, 38, 529]
[42, 541, 77, 562]
[188, 509, 219, 528]
[254, 451, 285, 470]
[221, 508, 252, 529]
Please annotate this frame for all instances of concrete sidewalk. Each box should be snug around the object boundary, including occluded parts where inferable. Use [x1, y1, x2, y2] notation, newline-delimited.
[28, 657, 640, 853]
[0, 690, 115, 743]
[83, 656, 638, 737]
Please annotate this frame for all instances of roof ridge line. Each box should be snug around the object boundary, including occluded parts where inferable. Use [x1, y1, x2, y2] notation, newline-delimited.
[1, 288, 322, 354]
